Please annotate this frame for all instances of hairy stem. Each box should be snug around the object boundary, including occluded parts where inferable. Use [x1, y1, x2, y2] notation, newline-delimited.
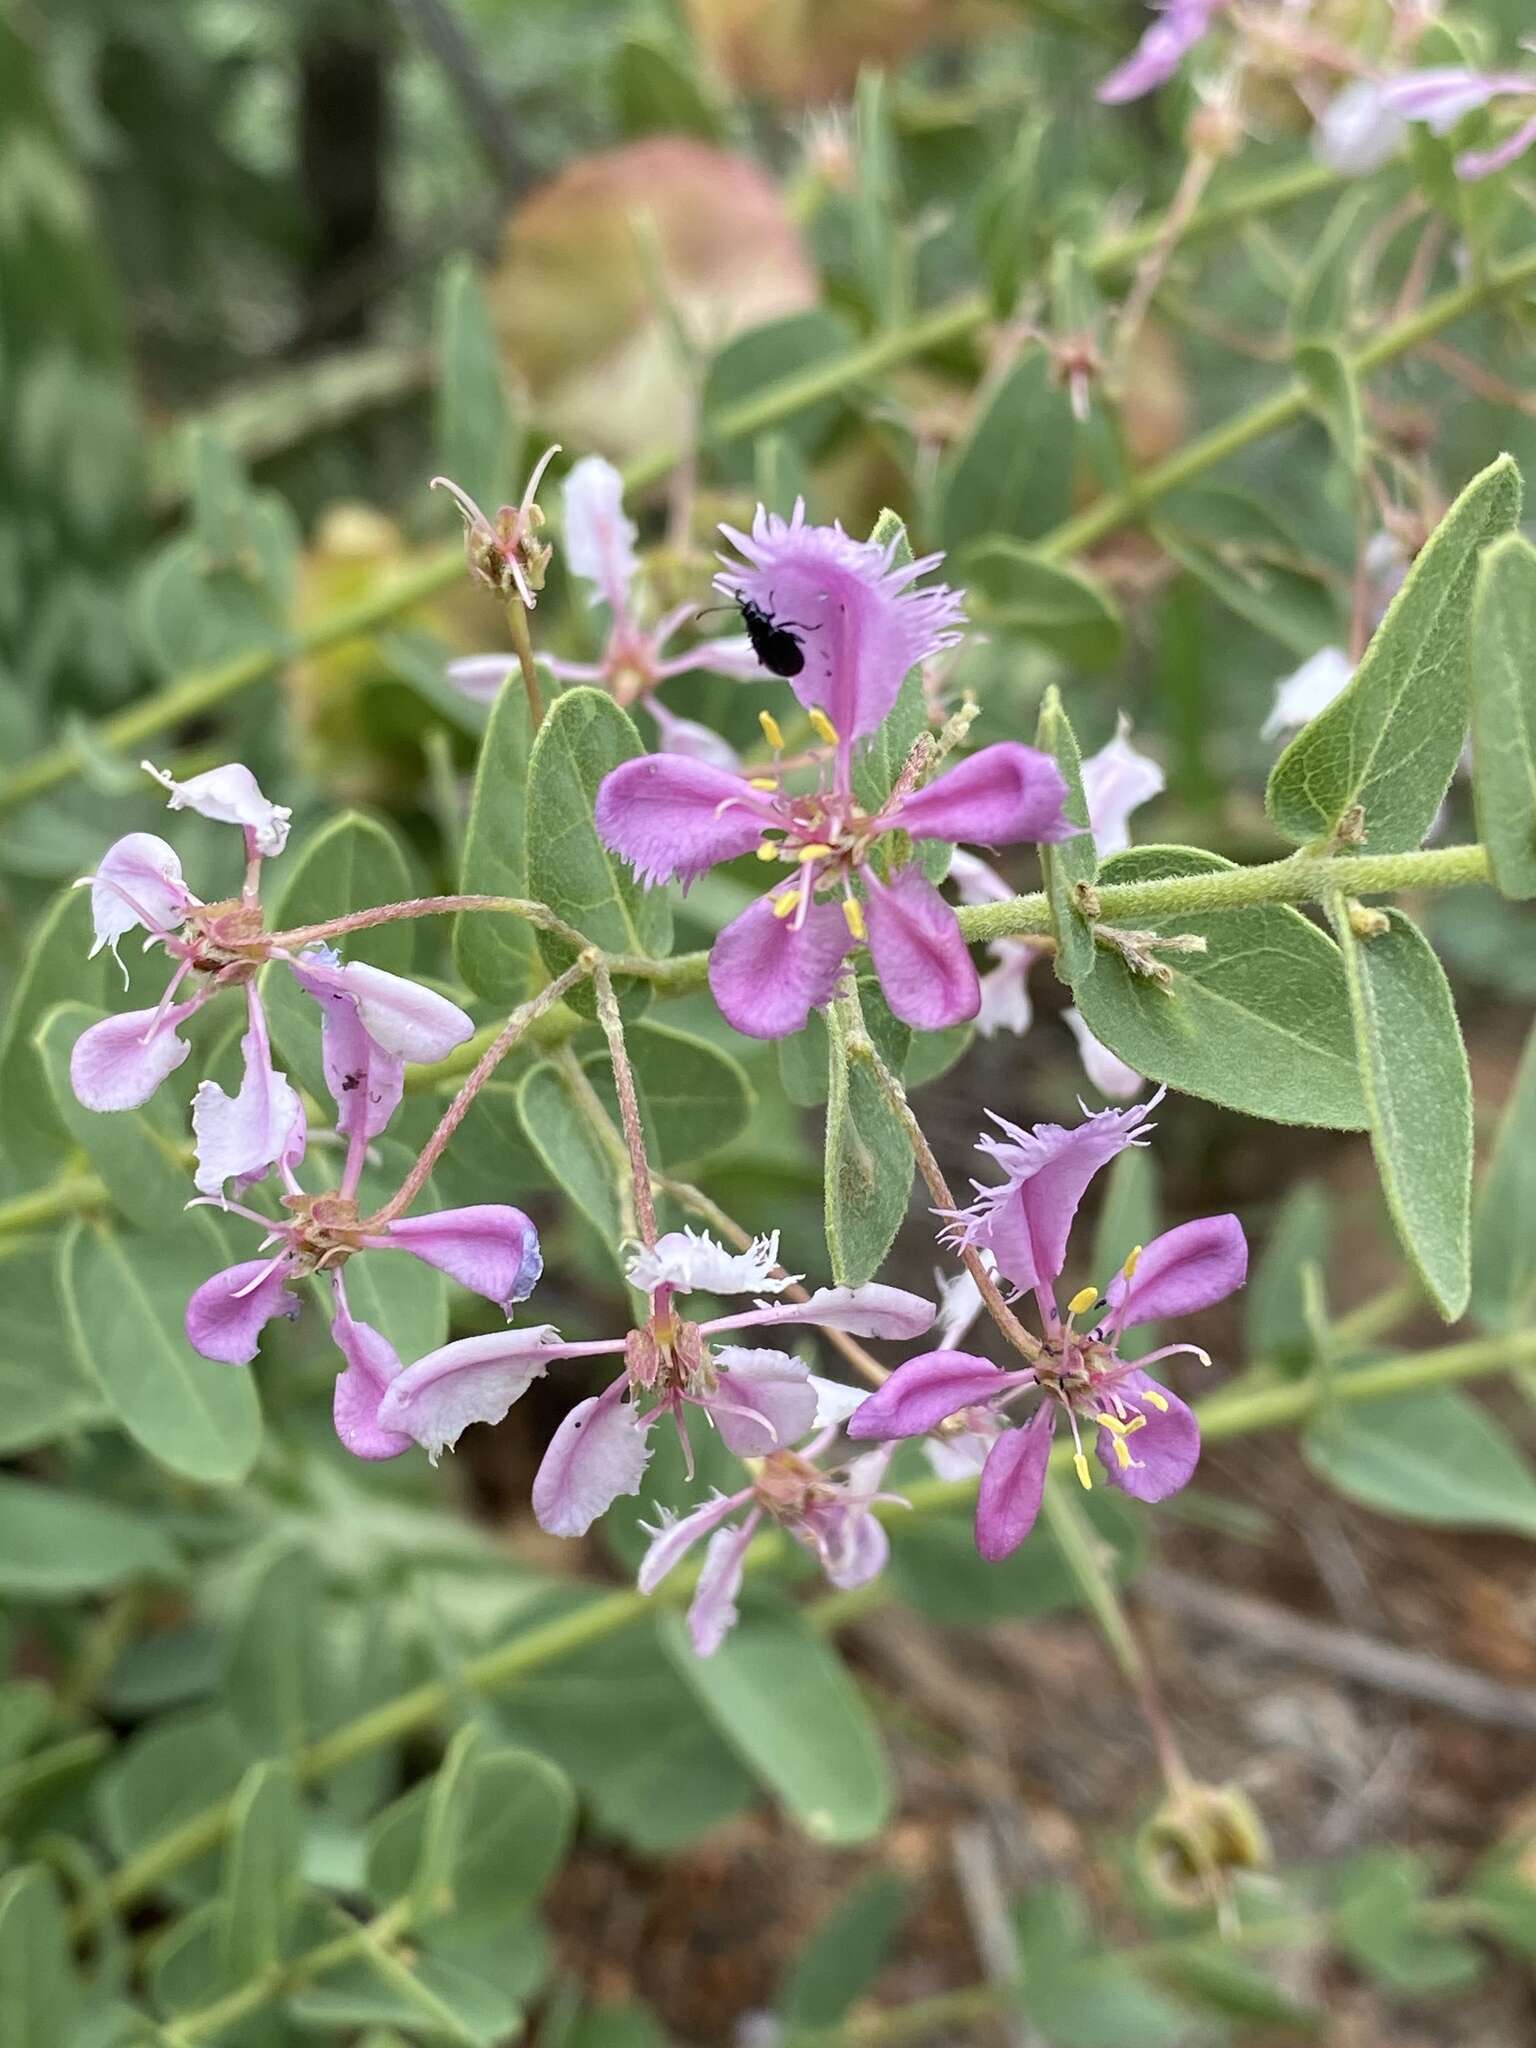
[506, 592, 544, 731]
[592, 958, 658, 1248]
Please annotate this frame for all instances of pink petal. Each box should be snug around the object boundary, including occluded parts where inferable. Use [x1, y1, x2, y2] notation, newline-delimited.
[595, 755, 772, 889]
[191, 994, 304, 1197]
[1062, 1008, 1144, 1102]
[976, 944, 1038, 1039]
[708, 891, 853, 1039]
[705, 1347, 818, 1455]
[889, 744, 1073, 848]
[645, 697, 743, 773]
[185, 1258, 300, 1367]
[715, 500, 964, 742]
[975, 1406, 1055, 1561]
[1096, 1371, 1199, 1501]
[1109, 1213, 1247, 1327]
[445, 655, 517, 704]
[946, 1095, 1161, 1298]
[1377, 68, 1515, 132]
[86, 833, 192, 962]
[291, 950, 473, 1065]
[653, 633, 764, 684]
[862, 866, 979, 1030]
[293, 951, 405, 1139]
[144, 760, 291, 856]
[531, 1381, 654, 1538]
[563, 455, 640, 613]
[1313, 80, 1408, 176]
[1080, 717, 1164, 856]
[1457, 111, 1536, 180]
[801, 1498, 890, 1590]
[375, 1327, 571, 1460]
[1097, 0, 1221, 104]
[330, 1298, 413, 1460]
[1262, 647, 1352, 741]
[687, 1513, 759, 1656]
[637, 1489, 751, 1593]
[845, 1351, 1026, 1441]
[369, 1205, 543, 1309]
[705, 1283, 935, 1342]
[69, 1004, 195, 1112]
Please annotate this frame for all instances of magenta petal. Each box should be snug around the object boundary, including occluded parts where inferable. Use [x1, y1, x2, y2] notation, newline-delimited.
[331, 1302, 413, 1461]
[70, 1006, 194, 1112]
[688, 1514, 760, 1656]
[531, 1382, 654, 1538]
[1098, 1371, 1199, 1502]
[708, 892, 853, 1039]
[844, 1351, 1023, 1441]
[185, 1258, 300, 1367]
[1097, 0, 1220, 104]
[862, 867, 979, 1030]
[595, 755, 771, 889]
[375, 1327, 567, 1459]
[709, 1284, 935, 1342]
[638, 1489, 752, 1594]
[1110, 1213, 1247, 1328]
[706, 1347, 819, 1455]
[890, 744, 1074, 847]
[373, 1206, 543, 1310]
[975, 1406, 1055, 1561]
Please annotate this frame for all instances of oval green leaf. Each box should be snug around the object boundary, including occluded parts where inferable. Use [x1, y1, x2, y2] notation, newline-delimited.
[1470, 530, 1536, 900]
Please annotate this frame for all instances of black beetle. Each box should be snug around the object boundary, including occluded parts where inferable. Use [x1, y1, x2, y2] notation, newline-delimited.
[738, 596, 811, 678]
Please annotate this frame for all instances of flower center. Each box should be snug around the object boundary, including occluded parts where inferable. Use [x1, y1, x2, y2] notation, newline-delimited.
[280, 1192, 364, 1272]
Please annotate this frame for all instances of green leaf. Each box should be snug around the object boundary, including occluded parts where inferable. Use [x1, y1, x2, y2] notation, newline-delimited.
[0, 1243, 107, 1452]
[824, 1006, 913, 1287]
[661, 1605, 892, 1844]
[1246, 1182, 1331, 1370]
[1333, 907, 1471, 1318]
[35, 1001, 190, 1229]
[1289, 185, 1378, 341]
[582, 1020, 754, 1169]
[613, 31, 724, 141]
[0, 1474, 178, 1598]
[852, 69, 902, 327]
[1154, 486, 1340, 658]
[779, 1872, 906, 2028]
[427, 1078, 548, 1212]
[1472, 1014, 1536, 1333]
[517, 1060, 624, 1247]
[938, 354, 1073, 554]
[434, 257, 516, 517]
[450, 1747, 576, 1920]
[1470, 531, 1536, 899]
[218, 1761, 303, 1979]
[1154, 1946, 1320, 2029]
[222, 1548, 328, 1758]
[1268, 455, 1521, 851]
[1070, 847, 1367, 1129]
[1333, 1848, 1484, 1994]
[1305, 1388, 1536, 1538]
[524, 687, 671, 1009]
[973, 123, 1041, 319]
[0, 1869, 79, 2048]
[960, 540, 1126, 668]
[1296, 339, 1363, 474]
[307, 1138, 448, 1363]
[1034, 684, 1096, 985]
[705, 310, 854, 464]
[889, 1488, 1144, 1627]
[0, 887, 109, 1193]
[454, 675, 537, 1001]
[368, 1723, 483, 1919]
[137, 494, 299, 676]
[61, 1218, 263, 1484]
[264, 810, 417, 1103]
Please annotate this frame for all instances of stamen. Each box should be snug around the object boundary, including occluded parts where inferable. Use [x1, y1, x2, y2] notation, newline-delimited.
[842, 896, 866, 940]
[1110, 1435, 1137, 1470]
[1073, 1452, 1093, 1490]
[759, 710, 785, 751]
[748, 776, 779, 792]
[756, 841, 780, 862]
[1122, 1244, 1143, 1280]
[796, 842, 833, 863]
[808, 709, 840, 746]
[771, 889, 800, 920]
[1142, 1387, 1169, 1413]
[1066, 1284, 1099, 1317]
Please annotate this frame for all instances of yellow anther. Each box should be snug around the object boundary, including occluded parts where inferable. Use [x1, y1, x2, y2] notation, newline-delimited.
[1141, 1387, 1169, 1413]
[771, 889, 801, 920]
[755, 841, 780, 862]
[759, 710, 785, 751]
[842, 897, 866, 940]
[1122, 1243, 1143, 1280]
[1073, 1452, 1094, 1491]
[1066, 1284, 1099, 1318]
[748, 776, 779, 792]
[1097, 1412, 1128, 1435]
[796, 842, 833, 863]
[1111, 1435, 1136, 1470]
[808, 708, 840, 746]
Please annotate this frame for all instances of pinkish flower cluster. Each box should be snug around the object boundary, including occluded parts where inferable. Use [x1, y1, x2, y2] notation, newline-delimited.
[596, 501, 1077, 1039]
[847, 1094, 1246, 1560]
[1097, 0, 1226, 105]
[449, 456, 761, 767]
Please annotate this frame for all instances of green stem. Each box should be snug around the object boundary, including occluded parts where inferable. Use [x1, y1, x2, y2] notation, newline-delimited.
[82, 1322, 1536, 1929]
[162, 1897, 416, 2046]
[0, 1170, 106, 1236]
[0, 167, 1369, 821]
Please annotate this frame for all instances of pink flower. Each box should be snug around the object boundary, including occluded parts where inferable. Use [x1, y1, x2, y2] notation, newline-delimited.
[447, 457, 759, 767]
[638, 1403, 902, 1656]
[596, 504, 1073, 1039]
[1097, 0, 1225, 105]
[1372, 59, 1536, 179]
[372, 1226, 935, 1544]
[846, 1094, 1246, 1561]
[68, 764, 474, 1199]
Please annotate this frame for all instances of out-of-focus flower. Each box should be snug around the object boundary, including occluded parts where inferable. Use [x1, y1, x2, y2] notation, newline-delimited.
[1313, 78, 1409, 175]
[1321, 56, 1536, 180]
[1262, 645, 1353, 741]
[1097, 0, 1226, 105]
[848, 1095, 1247, 1560]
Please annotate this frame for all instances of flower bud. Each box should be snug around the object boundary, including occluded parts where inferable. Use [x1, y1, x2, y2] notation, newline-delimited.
[1137, 1781, 1272, 1911]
